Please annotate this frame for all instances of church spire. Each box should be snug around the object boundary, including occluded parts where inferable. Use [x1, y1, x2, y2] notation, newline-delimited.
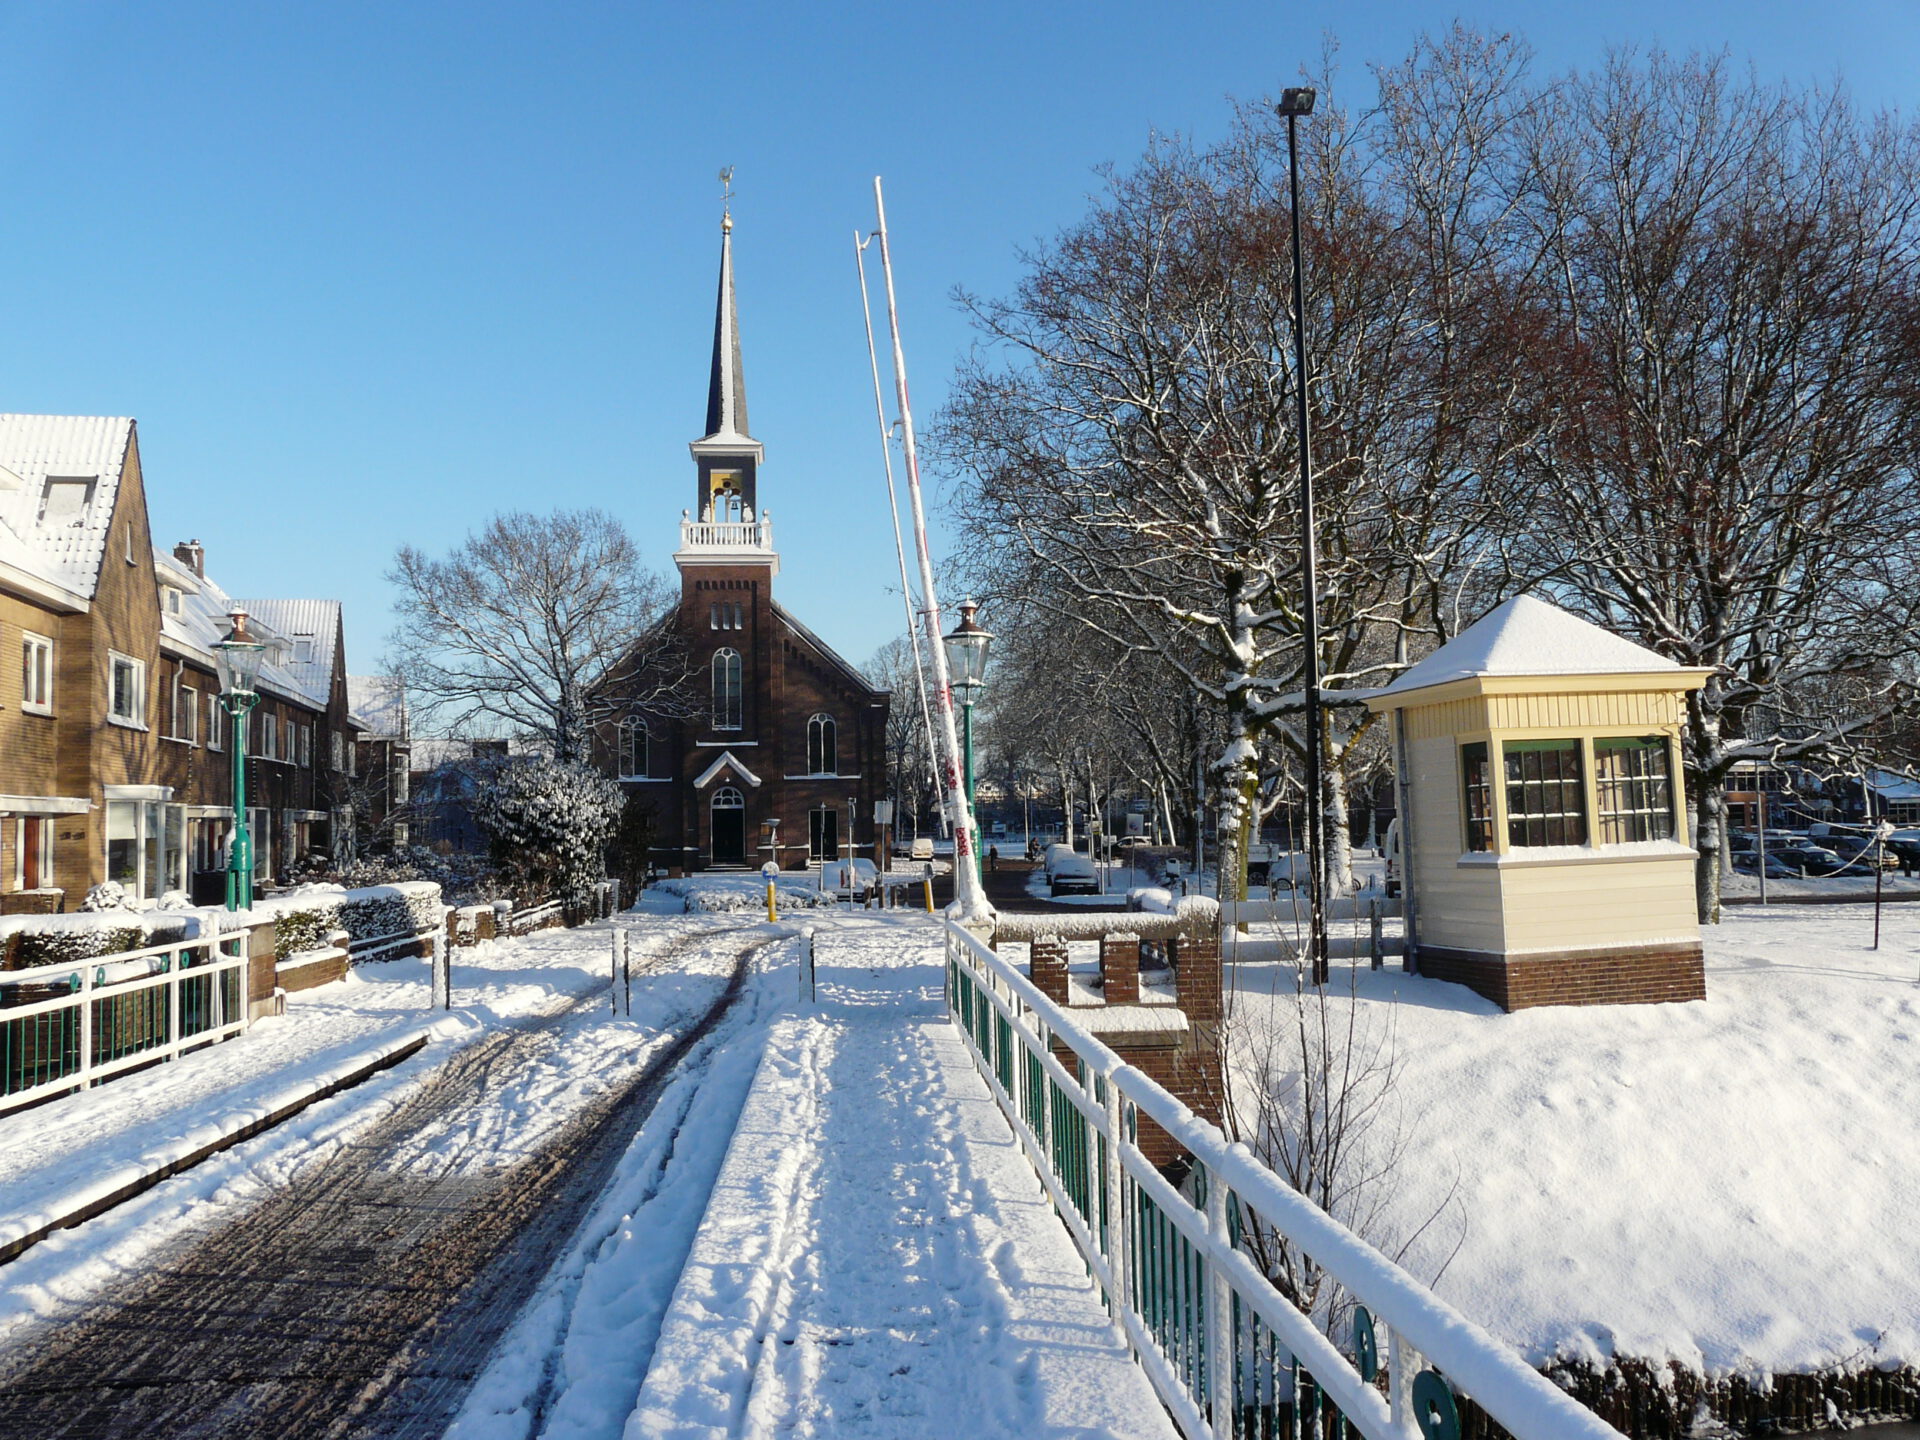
[702, 170, 751, 443]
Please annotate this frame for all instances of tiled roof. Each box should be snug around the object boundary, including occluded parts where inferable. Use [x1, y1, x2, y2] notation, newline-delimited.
[233, 598, 340, 702]
[153, 549, 332, 710]
[0, 414, 135, 599]
[347, 676, 409, 740]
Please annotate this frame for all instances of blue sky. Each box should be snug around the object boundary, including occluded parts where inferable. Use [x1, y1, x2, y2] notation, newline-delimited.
[1, 2, 1914, 686]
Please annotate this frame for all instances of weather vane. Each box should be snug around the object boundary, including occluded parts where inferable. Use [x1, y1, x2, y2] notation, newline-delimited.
[719, 166, 735, 228]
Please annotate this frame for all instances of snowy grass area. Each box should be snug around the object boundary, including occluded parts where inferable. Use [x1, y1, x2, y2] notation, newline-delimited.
[647, 874, 841, 913]
[0, 914, 758, 1348]
[1228, 901, 1920, 1380]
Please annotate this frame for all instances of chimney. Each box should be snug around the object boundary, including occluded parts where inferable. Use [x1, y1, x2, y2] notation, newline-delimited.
[173, 539, 205, 578]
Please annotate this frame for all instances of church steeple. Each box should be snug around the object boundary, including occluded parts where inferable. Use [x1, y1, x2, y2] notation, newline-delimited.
[690, 176, 765, 523]
[702, 204, 752, 444]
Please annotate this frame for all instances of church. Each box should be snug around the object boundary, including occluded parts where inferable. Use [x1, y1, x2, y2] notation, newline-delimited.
[599, 206, 892, 872]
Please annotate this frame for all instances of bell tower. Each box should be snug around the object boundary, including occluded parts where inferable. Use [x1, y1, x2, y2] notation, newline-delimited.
[688, 177, 763, 525]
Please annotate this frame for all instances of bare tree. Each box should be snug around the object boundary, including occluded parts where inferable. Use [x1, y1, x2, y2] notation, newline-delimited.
[389, 510, 691, 764]
[1498, 50, 1920, 919]
[942, 32, 1541, 904]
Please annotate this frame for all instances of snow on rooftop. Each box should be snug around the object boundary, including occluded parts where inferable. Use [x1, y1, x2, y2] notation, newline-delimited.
[0, 415, 135, 599]
[347, 676, 409, 740]
[234, 599, 339, 703]
[1379, 595, 1681, 697]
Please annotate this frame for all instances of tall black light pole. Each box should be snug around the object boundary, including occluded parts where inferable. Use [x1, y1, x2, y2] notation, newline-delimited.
[1278, 85, 1328, 986]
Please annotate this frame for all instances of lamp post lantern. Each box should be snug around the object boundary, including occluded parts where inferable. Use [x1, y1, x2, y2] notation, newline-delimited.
[212, 607, 269, 911]
[943, 600, 994, 880]
[1276, 84, 1328, 985]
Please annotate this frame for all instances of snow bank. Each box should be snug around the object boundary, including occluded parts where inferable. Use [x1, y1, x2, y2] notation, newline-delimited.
[1230, 901, 1920, 1379]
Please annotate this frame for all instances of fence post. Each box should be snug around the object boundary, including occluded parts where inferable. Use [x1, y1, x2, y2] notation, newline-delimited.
[1370, 899, 1384, 971]
[1389, 1328, 1421, 1438]
[621, 928, 631, 1016]
[432, 914, 451, 1011]
[1103, 1078, 1129, 1341]
[77, 962, 93, 1090]
[1205, 1163, 1234, 1439]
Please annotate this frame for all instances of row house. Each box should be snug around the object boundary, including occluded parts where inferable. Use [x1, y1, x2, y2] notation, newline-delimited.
[0, 414, 370, 913]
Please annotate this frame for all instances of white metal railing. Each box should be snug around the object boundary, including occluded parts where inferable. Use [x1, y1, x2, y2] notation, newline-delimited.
[943, 918, 1622, 1440]
[679, 517, 774, 551]
[1, 930, 251, 1115]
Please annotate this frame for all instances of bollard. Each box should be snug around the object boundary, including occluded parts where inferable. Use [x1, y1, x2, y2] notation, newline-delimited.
[621, 928, 631, 1016]
[923, 862, 935, 913]
[611, 931, 619, 1013]
[432, 918, 451, 1011]
[1370, 899, 1384, 971]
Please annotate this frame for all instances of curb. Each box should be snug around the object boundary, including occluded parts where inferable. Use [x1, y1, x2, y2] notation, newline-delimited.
[0, 1029, 431, 1267]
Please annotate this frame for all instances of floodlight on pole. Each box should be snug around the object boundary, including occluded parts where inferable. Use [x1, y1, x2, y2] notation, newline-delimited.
[1276, 83, 1328, 985]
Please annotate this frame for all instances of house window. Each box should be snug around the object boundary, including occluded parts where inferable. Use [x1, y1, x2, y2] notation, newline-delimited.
[175, 674, 199, 744]
[163, 586, 183, 615]
[618, 717, 649, 779]
[108, 652, 146, 726]
[299, 722, 312, 768]
[1461, 741, 1493, 852]
[1594, 736, 1675, 844]
[39, 476, 93, 524]
[21, 632, 53, 713]
[1503, 740, 1587, 848]
[293, 636, 314, 663]
[106, 800, 179, 900]
[208, 694, 224, 751]
[807, 713, 837, 775]
[331, 730, 344, 771]
[258, 711, 278, 760]
[711, 648, 742, 730]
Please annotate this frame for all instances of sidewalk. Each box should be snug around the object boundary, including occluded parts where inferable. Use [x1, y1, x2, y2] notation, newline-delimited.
[630, 911, 1176, 1440]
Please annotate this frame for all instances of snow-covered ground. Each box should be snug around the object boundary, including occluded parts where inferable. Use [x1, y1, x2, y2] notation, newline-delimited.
[458, 911, 1176, 1440]
[0, 914, 763, 1350]
[1228, 901, 1920, 1381]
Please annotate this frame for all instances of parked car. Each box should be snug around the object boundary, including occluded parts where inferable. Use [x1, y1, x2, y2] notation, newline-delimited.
[1044, 843, 1101, 897]
[1734, 853, 1802, 879]
[1773, 844, 1844, 876]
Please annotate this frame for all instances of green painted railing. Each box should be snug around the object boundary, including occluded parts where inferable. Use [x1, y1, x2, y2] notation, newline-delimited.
[943, 918, 1622, 1440]
[1, 931, 251, 1112]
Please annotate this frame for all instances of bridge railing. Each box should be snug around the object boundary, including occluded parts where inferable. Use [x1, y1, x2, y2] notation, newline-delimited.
[1, 929, 251, 1114]
[943, 917, 1621, 1440]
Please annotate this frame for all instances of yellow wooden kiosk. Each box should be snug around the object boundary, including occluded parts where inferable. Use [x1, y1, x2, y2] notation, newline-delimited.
[1367, 595, 1712, 1011]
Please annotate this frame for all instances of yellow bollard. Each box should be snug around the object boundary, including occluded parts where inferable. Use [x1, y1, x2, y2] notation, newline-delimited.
[762, 861, 779, 922]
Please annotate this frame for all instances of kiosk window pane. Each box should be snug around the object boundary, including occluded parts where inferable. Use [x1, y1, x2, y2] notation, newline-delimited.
[1503, 740, 1588, 847]
[1595, 736, 1675, 844]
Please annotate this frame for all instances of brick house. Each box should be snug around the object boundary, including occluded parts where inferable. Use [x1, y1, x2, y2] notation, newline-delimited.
[595, 210, 891, 871]
[0, 415, 365, 911]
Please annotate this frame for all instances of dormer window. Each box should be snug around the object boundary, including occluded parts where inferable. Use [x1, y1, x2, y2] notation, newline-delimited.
[162, 586, 184, 615]
[293, 637, 315, 664]
[39, 476, 94, 525]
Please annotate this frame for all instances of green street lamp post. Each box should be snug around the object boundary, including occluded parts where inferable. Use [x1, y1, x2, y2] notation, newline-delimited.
[943, 600, 994, 880]
[213, 607, 269, 911]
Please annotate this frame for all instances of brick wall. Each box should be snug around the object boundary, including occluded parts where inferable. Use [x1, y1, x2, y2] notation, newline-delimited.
[1417, 942, 1706, 1012]
[1028, 936, 1069, 1004]
[1098, 934, 1139, 1003]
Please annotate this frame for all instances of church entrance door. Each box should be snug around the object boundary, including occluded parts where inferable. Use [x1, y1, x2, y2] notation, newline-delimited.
[711, 786, 747, 866]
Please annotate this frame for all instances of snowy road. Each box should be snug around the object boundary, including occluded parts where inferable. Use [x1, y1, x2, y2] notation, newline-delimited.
[0, 918, 786, 1439]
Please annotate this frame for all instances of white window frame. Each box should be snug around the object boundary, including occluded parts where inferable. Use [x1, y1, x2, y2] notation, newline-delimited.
[331, 730, 344, 771]
[257, 710, 278, 761]
[299, 722, 312, 768]
[807, 713, 837, 776]
[21, 631, 53, 714]
[208, 693, 224, 751]
[107, 651, 147, 728]
[711, 647, 743, 731]
[174, 672, 199, 745]
[617, 716, 648, 779]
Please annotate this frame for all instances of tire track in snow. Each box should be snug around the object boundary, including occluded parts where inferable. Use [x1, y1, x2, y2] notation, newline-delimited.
[0, 921, 768, 1440]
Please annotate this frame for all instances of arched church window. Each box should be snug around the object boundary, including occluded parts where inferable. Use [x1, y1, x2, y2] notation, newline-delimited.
[713, 785, 744, 811]
[712, 648, 743, 730]
[807, 713, 837, 775]
[617, 717, 648, 779]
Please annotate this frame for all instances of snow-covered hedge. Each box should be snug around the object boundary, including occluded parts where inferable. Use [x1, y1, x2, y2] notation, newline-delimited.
[655, 877, 838, 913]
[0, 910, 210, 971]
[247, 882, 444, 960]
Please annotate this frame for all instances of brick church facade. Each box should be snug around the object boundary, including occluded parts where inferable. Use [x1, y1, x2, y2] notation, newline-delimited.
[599, 209, 890, 872]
